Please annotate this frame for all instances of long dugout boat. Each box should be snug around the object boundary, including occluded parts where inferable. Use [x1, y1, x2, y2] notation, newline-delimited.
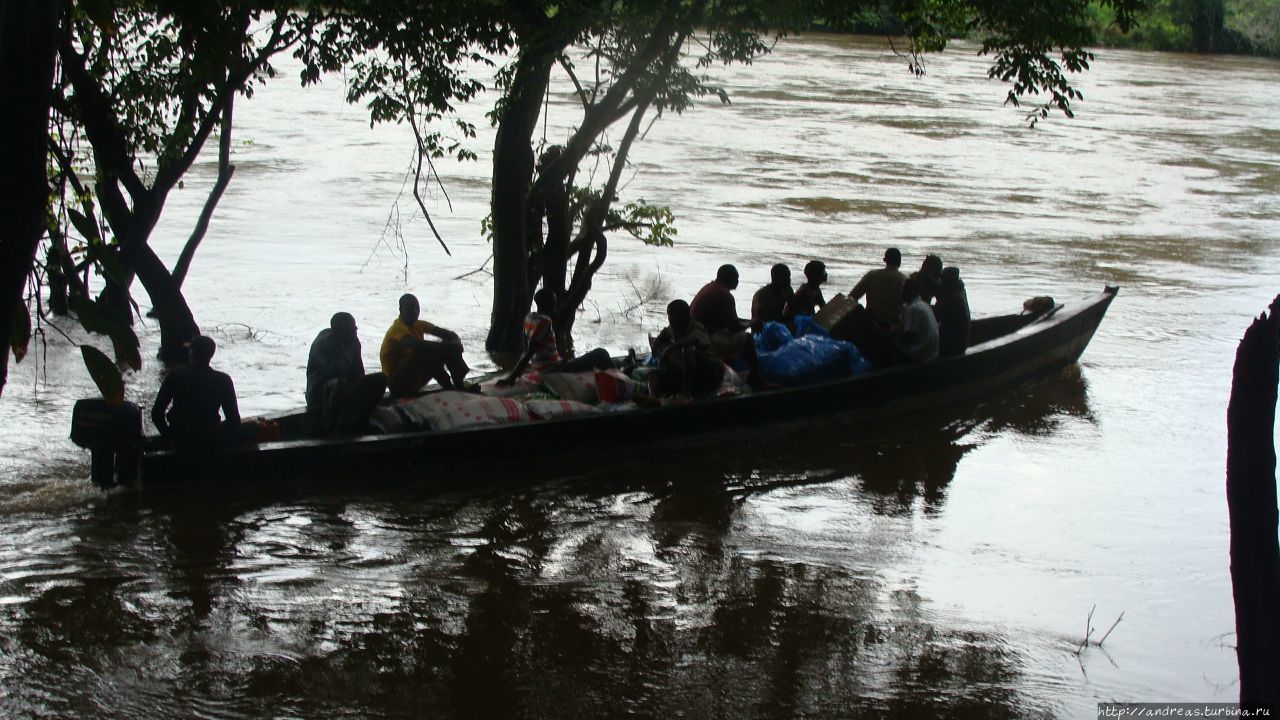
[73, 286, 1119, 487]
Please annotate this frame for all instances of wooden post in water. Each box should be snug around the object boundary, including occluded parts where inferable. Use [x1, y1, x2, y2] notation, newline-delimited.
[1226, 295, 1280, 704]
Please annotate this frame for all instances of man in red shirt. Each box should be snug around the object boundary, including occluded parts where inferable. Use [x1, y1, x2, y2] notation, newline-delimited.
[690, 264, 765, 389]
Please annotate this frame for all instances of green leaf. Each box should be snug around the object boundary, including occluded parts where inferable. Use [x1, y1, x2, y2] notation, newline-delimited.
[11, 304, 31, 364]
[70, 295, 142, 371]
[85, 242, 128, 288]
[81, 345, 125, 406]
[109, 328, 142, 372]
[67, 207, 102, 244]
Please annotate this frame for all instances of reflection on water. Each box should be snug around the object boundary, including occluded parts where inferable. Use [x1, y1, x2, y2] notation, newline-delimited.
[0, 370, 1090, 718]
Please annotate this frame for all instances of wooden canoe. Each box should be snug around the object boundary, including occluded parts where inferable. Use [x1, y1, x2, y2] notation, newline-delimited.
[134, 286, 1118, 486]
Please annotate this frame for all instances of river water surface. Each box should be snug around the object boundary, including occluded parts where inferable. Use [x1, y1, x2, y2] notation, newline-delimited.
[2, 35, 1279, 718]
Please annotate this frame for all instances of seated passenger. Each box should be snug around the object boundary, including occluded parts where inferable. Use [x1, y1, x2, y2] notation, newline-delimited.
[649, 299, 725, 399]
[910, 253, 944, 305]
[894, 278, 940, 364]
[380, 293, 475, 397]
[934, 266, 971, 357]
[498, 287, 613, 386]
[151, 335, 250, 450]
[690, 264, 764, 389]
[849, 247, 906, 327]
[783, 260, 828, 325]
[750, 264, 793, 330]
[306, 312, 387, 433]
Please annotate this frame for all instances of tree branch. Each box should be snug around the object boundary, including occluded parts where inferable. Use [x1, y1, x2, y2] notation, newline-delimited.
[173, 93, 235, 287]
[56, 29, 146, 200]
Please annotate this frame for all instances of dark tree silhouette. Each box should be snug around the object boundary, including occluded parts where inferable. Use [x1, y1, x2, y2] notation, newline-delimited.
[0, 0, 58, 399]
[1226, 295, 1280, 704]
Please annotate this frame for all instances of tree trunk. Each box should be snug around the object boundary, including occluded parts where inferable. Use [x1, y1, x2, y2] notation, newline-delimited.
[115, 193, 200, 363]
[173, 96, 235, 289]
[46, 244, 69, 316]
[540, 178, 571, 300]
[0, 0, 58, 401]
[1192, 0, 1225, 52]
[47, 231, 94, 316]
[486, 50, 553, 354]
[97, 268, 135, 325]
[133, 242, 200, 364]
[1226, 295, 1280, 705]
[555, 95, 653, 344]
[555, 232, 604, 344]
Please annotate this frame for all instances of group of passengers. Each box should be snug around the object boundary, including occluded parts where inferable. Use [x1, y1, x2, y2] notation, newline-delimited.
[151, 292, 478, 446]
[845, 247, 972, 363]
[150, 248, 971, 446]
[648, 249, 971, 400]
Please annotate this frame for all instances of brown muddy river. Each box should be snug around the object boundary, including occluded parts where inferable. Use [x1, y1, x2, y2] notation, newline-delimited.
[2, 34, 1279, 718]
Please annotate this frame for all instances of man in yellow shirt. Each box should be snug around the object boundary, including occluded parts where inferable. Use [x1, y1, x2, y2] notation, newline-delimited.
[379, 293, 474, 397]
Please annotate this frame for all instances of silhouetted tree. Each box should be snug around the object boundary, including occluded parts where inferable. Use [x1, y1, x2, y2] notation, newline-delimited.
[1226, 296, 1280, 704]
[0, 0, 58, 400]
[48, 3, 342, 362]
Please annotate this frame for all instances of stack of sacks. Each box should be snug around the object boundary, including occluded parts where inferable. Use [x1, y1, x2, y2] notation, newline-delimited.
[540, 370, 643, 413]
[479, 376, 541, 398]
[525, 399, 601, 420]
[396, 391, 529, 432]
[540, 371, 598, 404]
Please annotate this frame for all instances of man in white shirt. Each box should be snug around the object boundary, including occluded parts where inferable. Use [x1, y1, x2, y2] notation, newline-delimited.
[894, 277, 940, 364]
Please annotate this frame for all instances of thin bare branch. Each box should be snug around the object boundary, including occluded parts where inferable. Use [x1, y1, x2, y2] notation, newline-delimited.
[558, 54, 591, 111]
[405, 82, 452, 256]
[1097, 611, 1124, 646]
[454, 253, 494, 280]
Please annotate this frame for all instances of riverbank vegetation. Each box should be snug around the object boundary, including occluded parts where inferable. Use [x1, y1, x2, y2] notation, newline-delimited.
[1090, 0, 1280, 54]
[821, 0, 1280, 55]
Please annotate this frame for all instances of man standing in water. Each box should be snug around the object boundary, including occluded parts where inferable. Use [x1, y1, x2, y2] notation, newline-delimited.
[151, 335, 244, 450]
[850, 247, 906, 327]
[380, 293, 475, 397]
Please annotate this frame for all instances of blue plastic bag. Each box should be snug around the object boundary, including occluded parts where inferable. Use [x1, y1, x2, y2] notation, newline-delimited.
[793, 314, 828, 339]
[754, 321, 793, 353]
[758, 333, 871, 386]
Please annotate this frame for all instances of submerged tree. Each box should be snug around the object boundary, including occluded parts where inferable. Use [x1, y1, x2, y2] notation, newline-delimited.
[484, 1, 764, 353]
[45, 0, 515, 371]
[46, 2, 349, 364]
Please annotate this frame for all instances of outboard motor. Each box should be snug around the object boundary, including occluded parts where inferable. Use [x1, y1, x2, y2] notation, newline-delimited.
[70, 399, 142, 488]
